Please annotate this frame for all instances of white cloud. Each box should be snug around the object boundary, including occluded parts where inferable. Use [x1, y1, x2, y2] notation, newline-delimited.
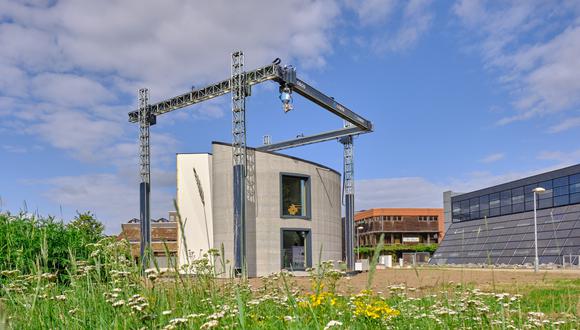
[356, 177, 445, 210]
[537, 149, 580, 166]
[343, 0, 434, 54]
[26, 110, 124, 161]
[0, 0, 341, 94]
[345, 0, 398, 26]
[30, 73, 116, 107]
[41, 173, 174, 234]
[355, 165, 564, 211]
[480, 152, 504, 163]
[372, 0, 434, 52]
[2, 144, 27, 153]
[548, 116, 580, 133]
[0, 0, 344, 229]
[453, 0, 580, 125]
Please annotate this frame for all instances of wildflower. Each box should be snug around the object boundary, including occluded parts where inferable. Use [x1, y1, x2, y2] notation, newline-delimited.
[200, 320, 219, 329]
[186, 313, 205, 319]
[169, 318, 188, 325]
[68, 308, 78, 315]
[147, 273, 158, 281]
[284, 316, 294, 322]
[162, 310, 172, 316]
[112, 300, 126, 307]
[324, 320, 343, 329]
[54, 295, 67, 301]
[207, 311, 225, 320]
[352, 291, 399, 321]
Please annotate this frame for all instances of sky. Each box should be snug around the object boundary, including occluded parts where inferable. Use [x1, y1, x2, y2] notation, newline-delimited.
[2, 0, 580, 234]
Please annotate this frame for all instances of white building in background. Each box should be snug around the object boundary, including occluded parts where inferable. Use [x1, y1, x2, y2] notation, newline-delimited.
[176, 142, 342, 277]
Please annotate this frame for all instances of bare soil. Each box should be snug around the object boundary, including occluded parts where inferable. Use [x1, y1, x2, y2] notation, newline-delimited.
[250, 267, 580, 295]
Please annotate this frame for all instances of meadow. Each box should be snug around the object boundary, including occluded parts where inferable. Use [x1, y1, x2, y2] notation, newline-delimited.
[1, 212, 579, 329]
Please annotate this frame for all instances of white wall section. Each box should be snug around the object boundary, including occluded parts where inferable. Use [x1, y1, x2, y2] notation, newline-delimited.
[176, 153, 213, 267]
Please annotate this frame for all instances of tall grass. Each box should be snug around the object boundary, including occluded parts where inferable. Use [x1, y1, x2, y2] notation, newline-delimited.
[0, 212, 103, 280]
[1, 213, 579, 329]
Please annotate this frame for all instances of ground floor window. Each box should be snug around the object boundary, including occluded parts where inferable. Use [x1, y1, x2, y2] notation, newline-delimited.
[281, 229, 311, 270]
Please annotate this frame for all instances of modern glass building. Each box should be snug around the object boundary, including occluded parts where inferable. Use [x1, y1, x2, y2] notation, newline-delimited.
[431, 164, 580, 266]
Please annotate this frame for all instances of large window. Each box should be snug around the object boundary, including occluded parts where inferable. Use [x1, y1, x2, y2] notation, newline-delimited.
[452, 171, 580, 222]
[281, 229, 310, 270]
[281, 174, 310, 218]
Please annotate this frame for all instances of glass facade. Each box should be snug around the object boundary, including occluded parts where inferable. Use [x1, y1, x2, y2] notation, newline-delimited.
[433, 165, 580, 266]
[452, 173, 580, 223]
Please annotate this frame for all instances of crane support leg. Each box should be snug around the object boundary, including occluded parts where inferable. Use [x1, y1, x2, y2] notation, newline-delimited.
[232, 51, 247, 275]
[139, 88, 152, 271]
[341, 134, 355, 271]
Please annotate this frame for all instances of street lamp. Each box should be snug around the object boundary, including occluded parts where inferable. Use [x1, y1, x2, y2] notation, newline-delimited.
[532, 187, 546, 273]
[357, 226, 364, 261]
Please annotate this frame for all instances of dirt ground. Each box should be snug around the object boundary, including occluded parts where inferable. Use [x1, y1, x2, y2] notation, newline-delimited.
[250, 267, 580, 294]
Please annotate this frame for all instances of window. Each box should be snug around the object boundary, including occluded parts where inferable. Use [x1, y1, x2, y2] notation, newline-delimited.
[554, 195, 569, 206]
[451, 172, 580, 222]
[489, 193, 500, 208]
[553, 176, 568, 187]
[512, 187, 524, 204]
[460, 200, 470, 221]
[539, 180, 553, 199]
[281, 174, 310, 218]
[500, 190, 512, 207]
[479, 195, 489, 210]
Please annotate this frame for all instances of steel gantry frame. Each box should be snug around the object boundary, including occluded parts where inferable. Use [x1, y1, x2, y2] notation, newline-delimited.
[138, 88, 153, 270]
[129, 51, 372, 273]
[231, 51, 247, 274]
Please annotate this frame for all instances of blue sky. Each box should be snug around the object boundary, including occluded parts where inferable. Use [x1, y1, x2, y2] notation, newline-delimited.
[2, 0, 580, 233]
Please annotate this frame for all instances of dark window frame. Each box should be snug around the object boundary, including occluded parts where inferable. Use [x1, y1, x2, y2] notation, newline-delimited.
[280, 172, 312, 220]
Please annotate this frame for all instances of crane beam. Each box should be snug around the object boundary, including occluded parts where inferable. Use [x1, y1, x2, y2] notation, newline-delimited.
[127, 64, 372, 133]
[256, 126, 365, 152]
[292, 79, 372, 131]
[128, 64, 279, 123]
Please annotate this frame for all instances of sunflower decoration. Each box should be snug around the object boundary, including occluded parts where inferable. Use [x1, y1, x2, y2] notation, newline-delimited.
[287, 204, 299, 215]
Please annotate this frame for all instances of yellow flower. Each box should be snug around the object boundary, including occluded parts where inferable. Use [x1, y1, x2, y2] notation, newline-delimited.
[300, 292, 337, 308]
[352, 291, 399, 321]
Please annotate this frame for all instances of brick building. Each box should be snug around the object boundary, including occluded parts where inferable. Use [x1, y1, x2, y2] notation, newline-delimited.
[117, 212, 178, 268]
[355, 208, 444, 248]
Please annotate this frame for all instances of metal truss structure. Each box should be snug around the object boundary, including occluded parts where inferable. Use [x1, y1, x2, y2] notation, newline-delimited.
[129, 52, 373, 273]
[231, 51, 247, 273]
[138, 88, 152, 270]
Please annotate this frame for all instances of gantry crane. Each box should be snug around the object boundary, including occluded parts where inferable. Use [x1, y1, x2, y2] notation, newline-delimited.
[129, 51, 373, 273]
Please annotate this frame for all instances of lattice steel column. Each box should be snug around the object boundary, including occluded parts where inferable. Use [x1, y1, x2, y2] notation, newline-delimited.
[138, 88, 152, 271]
[231, 51, 247, 275]
[341, 129, 355, 271]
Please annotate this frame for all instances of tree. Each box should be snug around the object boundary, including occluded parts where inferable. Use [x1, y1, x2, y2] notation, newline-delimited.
[68, 211, 104, 243]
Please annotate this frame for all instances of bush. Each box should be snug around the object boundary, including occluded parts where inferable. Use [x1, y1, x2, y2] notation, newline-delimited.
[356, 243, 438, 258]
[0, 211, 104, 279]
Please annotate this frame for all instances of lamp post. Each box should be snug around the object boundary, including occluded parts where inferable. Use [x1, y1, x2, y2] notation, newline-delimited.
[357, 226, 364, 261]
[532, 187, 546, 273]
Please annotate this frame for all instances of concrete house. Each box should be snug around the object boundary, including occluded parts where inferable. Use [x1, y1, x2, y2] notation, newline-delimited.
[176, 142, 342, 277]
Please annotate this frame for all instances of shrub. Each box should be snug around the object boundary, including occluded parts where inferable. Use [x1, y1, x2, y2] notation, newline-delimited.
[0, 211, 104, 280]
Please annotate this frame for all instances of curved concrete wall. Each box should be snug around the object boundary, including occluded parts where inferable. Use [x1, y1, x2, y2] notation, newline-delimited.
[211, 143, 342, 277]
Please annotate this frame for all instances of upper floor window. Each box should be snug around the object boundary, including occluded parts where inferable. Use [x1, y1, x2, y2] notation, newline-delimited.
[281, 174, 311, 218]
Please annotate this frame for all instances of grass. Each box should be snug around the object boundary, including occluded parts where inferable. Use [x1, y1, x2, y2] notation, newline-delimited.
[1, 212, 579, 329]
[495, 279, 580, 316]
